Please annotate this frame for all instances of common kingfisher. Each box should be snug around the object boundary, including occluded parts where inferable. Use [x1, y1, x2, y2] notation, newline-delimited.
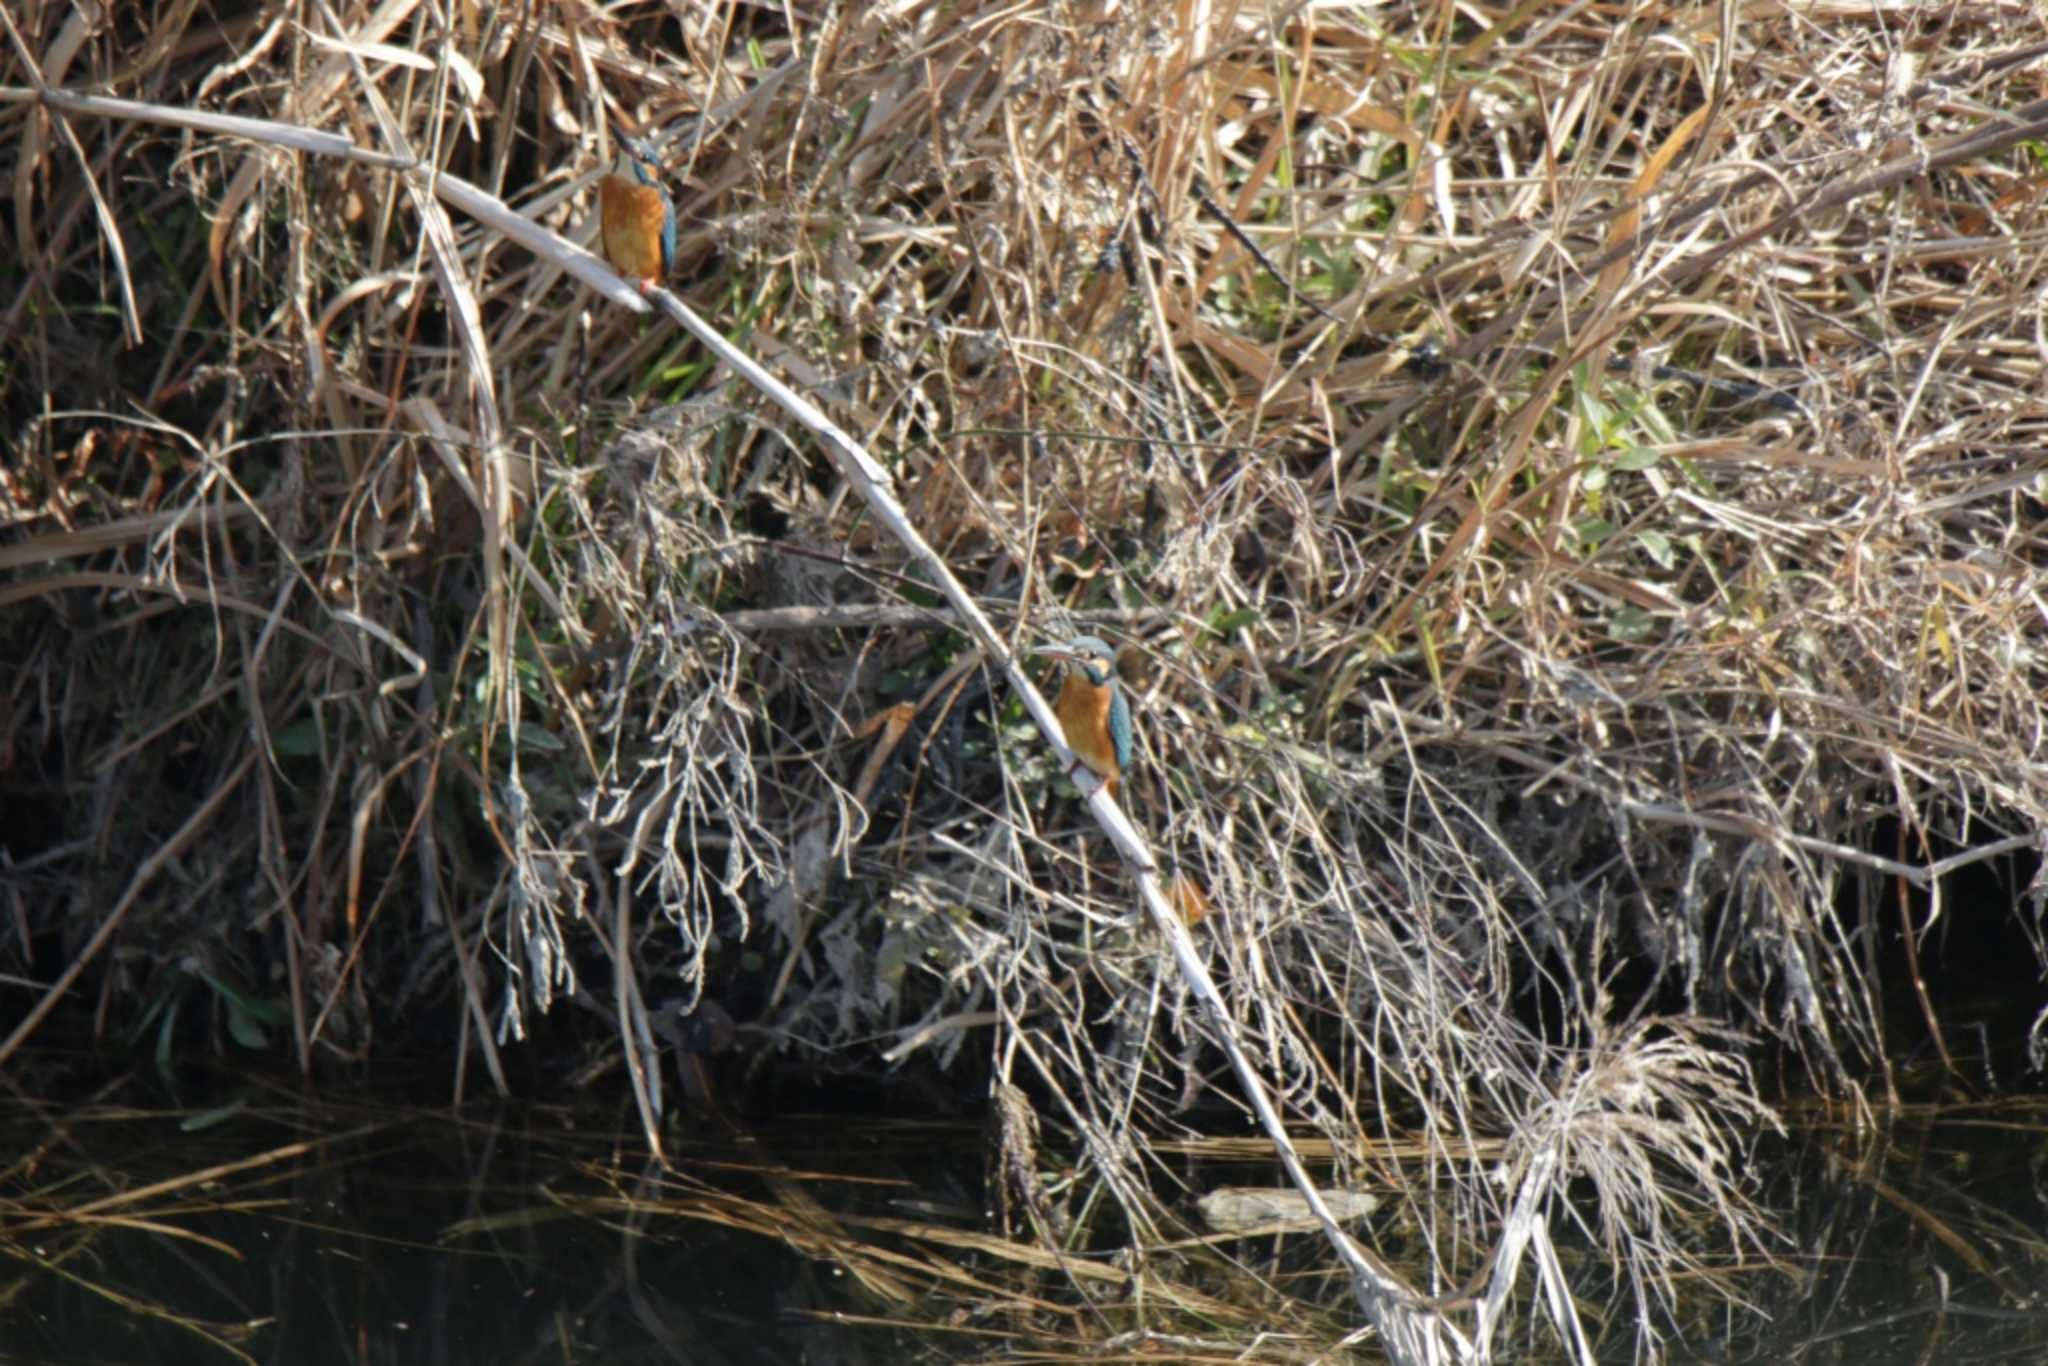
[1035, 636, 1133, 798]
[599, 135, 676, 292]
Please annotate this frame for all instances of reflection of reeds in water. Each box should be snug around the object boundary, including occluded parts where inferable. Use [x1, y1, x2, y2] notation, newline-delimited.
[8, 1089, 2047, 1361]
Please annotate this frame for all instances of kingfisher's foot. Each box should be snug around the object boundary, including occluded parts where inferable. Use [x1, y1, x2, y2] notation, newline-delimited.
[1062, 757, 1114, 798]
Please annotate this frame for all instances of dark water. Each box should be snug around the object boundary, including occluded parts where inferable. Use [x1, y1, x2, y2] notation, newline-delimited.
[0, 1091, 962, 1365]
[3, 1085, 2046, 1364]
[1706, 1101, 2048, 1366]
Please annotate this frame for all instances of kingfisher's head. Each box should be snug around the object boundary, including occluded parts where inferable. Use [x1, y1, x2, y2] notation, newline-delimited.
[1033, 636, 1118, 686]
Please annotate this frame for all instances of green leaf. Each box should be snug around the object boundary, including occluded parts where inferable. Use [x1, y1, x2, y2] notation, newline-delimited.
[226, 1003, 269, 1051]
[1208, 607, 1260, 635]
[272, 719, 325, 758]
[154, 995, 182, 1087]
[196, 971, 289, 1027]
[517, 723, 566, 752]
[1609, 605, 1656, 641]
[181, 1100, 249, 1133]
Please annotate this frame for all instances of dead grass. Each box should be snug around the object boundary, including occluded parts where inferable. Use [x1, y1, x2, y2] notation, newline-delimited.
[5, 0, 2048, 1359]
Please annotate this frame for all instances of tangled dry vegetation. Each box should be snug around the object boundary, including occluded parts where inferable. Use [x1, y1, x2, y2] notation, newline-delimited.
[5, 0, 2048, 1358]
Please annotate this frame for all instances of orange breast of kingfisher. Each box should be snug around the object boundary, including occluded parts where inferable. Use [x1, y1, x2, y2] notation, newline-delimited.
[600, 174, 670, 284]
[1055, 672, 1121, 796]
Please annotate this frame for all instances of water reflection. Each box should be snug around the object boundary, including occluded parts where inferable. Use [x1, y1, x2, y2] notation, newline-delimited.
[3, 1088, 2045, 1363]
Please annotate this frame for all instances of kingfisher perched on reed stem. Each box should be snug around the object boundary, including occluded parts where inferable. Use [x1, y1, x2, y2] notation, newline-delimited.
[599, 133, 676, 292]
[1035, 636, 1133, 798]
